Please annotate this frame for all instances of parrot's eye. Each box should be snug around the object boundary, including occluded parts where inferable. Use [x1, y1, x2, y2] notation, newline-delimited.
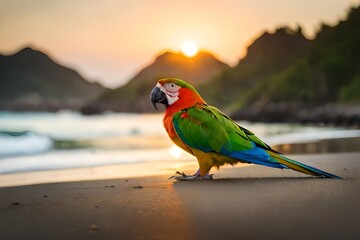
[170, 83, 175, 88]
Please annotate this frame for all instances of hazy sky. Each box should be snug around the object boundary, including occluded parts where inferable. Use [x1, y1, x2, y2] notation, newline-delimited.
[1, 0, 359, 88]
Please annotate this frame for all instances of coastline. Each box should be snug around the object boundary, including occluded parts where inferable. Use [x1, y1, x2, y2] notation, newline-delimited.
[0, 152, 359, 240]
[0, 136, 359, 188]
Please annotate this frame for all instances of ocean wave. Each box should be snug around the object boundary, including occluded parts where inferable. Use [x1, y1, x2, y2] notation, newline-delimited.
[0, 131, 53, 157]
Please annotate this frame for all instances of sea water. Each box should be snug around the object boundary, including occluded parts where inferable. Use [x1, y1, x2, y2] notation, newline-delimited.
[0, 111, 359, 175]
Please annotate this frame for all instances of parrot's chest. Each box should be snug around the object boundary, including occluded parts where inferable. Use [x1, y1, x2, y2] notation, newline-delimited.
[163, 115, 176, 138]
[163, 114, 194, 155]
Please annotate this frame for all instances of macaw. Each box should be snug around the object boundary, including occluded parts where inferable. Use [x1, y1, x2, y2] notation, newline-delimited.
[150, 78, 341, 181]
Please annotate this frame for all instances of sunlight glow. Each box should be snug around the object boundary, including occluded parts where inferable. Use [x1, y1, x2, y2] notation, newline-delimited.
[181, 41, 198, 57]
[170, 144, 182, 159]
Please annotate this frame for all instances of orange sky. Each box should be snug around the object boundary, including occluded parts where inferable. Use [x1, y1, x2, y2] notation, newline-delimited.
[0, 0, 359, 88]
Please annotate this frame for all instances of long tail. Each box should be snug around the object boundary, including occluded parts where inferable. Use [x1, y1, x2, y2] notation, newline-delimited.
[266, 150, 342, 179]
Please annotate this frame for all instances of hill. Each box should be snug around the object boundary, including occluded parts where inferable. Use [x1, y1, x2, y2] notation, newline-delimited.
[198, 26, 311, 111]
[81, 51, 229, 114]
[200, 7, 360, 126]
[0, 47, 107, 111]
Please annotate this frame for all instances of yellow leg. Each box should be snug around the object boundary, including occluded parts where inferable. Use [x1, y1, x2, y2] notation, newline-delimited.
[168, 148, 214, 181]
[191, 149, 213, 177]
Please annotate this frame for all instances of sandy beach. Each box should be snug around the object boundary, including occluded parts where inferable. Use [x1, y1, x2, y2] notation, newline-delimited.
[1, 152, 359, 240]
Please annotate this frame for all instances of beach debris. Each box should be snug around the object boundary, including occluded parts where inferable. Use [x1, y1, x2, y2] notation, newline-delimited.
[43, 195, 48, 198]
[11, 202, 21, 205]
[110, 185, 115, 188]
[94, 205, 99, 208]
[133, 185, 143, 189]
[125, 179, 129, 182]
[90, 224, 99, 231]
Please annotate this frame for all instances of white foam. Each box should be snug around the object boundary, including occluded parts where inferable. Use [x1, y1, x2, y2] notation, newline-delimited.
[0, 111, 165, 140]
[0, 132, 53, 157]
[0, 148, 195, 174]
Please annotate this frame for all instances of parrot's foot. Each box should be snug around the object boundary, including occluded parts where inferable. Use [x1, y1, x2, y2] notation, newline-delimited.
[169, 171, 213, 181]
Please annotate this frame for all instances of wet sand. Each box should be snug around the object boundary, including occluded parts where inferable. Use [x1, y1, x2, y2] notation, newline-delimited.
[1, 152, 359, 240]
[273, 136, 360, 154]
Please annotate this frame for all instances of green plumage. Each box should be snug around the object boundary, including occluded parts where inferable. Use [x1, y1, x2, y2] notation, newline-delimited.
[173, 104, 271, 153]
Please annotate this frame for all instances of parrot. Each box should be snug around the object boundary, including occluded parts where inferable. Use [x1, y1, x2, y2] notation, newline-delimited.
[150, 78, 341, 181]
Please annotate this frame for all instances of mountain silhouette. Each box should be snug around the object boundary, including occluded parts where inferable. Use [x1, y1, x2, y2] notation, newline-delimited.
[199, 26, 311, 109]
[200, 7, 360, 125]
[2, 6, 358, 126]
[81, 51, 229, 114]
[0, 47, 107, 111]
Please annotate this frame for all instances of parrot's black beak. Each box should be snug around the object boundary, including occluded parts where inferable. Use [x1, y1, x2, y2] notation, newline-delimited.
[150, 86, 168, 110]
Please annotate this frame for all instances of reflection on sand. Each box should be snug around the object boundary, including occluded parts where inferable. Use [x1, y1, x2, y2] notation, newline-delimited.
[0, 158, 199, 187]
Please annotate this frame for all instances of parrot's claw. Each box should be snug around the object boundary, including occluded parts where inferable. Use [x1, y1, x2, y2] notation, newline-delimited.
[169, 171, 213, 181]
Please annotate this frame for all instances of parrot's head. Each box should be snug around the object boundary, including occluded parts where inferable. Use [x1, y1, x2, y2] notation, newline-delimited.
[150, 78, 205, 110]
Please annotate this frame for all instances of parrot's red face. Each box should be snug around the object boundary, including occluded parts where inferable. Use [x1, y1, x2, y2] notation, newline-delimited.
[150, 78, 205, 113]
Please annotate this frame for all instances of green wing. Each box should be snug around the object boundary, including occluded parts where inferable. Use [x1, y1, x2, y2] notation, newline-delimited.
[172, 104, 272, 153]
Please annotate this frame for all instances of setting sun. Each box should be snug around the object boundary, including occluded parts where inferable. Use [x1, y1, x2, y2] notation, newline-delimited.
[181, 41, 198, 57]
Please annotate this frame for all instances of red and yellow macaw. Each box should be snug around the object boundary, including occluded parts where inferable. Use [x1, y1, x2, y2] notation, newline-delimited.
[150, 78, 341, 180]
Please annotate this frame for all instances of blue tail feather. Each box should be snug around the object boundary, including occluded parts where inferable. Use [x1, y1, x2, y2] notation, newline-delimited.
[278, 154, 342, 179]
[220, 143, 342, 179]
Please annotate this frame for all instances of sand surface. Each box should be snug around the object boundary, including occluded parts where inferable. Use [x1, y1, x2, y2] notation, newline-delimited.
[1, 152, 360, 240]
